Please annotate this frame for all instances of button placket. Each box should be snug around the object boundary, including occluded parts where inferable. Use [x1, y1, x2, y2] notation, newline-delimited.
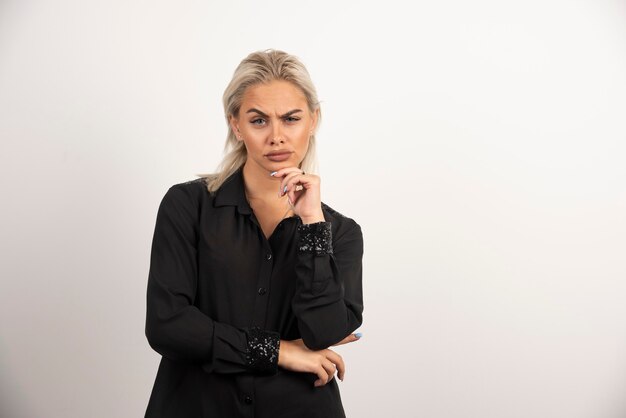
[251, 240, 273, 329]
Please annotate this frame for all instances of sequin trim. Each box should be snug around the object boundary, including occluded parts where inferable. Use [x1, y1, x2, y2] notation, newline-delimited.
[182, 177, 207, 185]
[244, 326, 280, 374]
[297, 221, 333, 256]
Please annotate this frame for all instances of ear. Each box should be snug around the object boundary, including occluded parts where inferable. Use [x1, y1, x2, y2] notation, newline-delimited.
[228, 115, 241, 140]
[310, 108, 320, 134]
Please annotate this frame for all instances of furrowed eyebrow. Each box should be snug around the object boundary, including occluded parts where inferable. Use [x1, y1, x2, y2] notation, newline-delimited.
[245, 108, 303, 118]
[280, 109, 303, 118]
[246, 108, 269, 118]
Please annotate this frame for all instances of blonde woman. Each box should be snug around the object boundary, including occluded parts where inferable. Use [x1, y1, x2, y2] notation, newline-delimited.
[145, 49, 364, 417]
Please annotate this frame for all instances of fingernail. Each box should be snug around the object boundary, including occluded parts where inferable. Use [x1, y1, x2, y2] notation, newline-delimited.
[270, 171, 277, 176]
[354, 332, 362, 338]
[283, 185, 287, 193]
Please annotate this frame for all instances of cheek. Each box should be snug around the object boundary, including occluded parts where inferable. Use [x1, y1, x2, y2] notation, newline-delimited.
[295, 136, 310, 153]
[243, 137, 266, 153]
[291, 125, 309, 139]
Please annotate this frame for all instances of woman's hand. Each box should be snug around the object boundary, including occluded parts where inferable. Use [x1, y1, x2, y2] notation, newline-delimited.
[278, 339, 343, 387]
[331, 333, 362, 346]
[271, 167, 324, 224]
[277, 334, 361, 387]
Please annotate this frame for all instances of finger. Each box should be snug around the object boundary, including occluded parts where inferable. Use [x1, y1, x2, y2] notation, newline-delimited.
[272, 167, 301, 197]
[324, 350, 345, 381]
[288, 174, 318, 198]
[278, 171, 297, 196]
[285, 174, 311, 204]
[321, 359, 336, 383]
[314, 365, 329, 387]
[280, 171, 304, 197]
[288, 179, 305, 206]
[331, 334, 360, 346]
[274, 166, 305, 176]
[272, 167, 304, 183]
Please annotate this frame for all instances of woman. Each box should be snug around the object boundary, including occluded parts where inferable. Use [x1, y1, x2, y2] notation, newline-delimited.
[144, 49, 364, 417]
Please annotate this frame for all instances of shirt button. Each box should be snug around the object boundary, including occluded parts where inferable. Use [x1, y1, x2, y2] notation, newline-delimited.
[258, 287, 267, 295]
[244, 395, 253, 404]
[266, 253, 272, 261]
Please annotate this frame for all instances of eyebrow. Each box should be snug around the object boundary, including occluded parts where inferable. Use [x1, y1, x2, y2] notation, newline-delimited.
[245, 108, 303, 118]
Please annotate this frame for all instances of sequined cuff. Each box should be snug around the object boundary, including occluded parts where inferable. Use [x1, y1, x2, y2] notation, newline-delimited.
[297, 221, 333, 256]
[244, 326, 280, 374]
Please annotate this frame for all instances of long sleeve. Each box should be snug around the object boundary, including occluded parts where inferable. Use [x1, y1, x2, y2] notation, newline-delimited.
[291, 220, 364, 351]
[145, 185, 280, 374]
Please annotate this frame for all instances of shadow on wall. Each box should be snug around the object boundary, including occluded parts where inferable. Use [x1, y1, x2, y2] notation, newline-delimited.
[0, 354, 36, 418]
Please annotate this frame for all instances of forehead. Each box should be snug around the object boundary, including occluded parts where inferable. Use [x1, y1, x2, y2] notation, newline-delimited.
[241, 80, 308, 110]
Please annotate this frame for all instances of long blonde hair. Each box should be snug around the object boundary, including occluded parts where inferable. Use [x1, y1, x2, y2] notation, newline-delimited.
[196, 49, 322, 193]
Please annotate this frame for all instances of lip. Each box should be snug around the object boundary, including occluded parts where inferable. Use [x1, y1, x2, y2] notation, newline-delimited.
[266, 151, 292, 162]
[266, 150, 292, 156]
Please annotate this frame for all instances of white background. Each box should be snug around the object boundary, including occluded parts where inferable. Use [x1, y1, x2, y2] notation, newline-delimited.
[1, 1, 625, 417]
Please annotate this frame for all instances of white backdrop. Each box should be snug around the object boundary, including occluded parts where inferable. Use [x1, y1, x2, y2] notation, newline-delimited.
[1, 1, 625, 417]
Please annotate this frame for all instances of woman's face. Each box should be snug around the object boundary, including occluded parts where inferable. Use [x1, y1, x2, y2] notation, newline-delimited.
[230, 80, 318, 173]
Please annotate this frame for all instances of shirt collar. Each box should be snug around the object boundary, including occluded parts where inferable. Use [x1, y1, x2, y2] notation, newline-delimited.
[213, 165, 253, 215]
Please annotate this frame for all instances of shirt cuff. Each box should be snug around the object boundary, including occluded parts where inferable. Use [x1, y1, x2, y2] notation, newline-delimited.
[244, 326, 280, 374]
[297, 221, 333, 256]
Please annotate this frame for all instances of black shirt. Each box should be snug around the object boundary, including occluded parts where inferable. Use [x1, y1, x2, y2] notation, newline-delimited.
[144, 166, 364, 417]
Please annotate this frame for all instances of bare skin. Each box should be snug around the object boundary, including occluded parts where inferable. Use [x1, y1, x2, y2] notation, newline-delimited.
[229, 80, 362, 387]
[278, 335, 361, 387]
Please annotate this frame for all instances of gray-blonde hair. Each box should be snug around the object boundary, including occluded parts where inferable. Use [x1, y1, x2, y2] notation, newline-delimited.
[196, 49, 322, 193]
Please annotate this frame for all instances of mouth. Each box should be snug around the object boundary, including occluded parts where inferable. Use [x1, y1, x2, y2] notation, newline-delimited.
[265, 151, 292, 156]
[265, 151, 293, 161]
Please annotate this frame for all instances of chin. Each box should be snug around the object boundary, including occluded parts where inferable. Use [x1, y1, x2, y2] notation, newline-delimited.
[265, 159, 291, 167]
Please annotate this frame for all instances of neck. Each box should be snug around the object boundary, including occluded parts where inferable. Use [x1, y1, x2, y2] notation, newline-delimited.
[242, 161, 286, 205]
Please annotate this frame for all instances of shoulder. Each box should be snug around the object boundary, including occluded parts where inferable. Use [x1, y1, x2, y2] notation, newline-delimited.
[168, 177, 208, 195]
[159, 177, 209, 213]
[321, 201, 363, 245]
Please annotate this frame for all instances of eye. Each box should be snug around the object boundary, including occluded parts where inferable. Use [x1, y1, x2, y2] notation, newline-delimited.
[251, 118, 266, 126]
[285, 116, 300, 123]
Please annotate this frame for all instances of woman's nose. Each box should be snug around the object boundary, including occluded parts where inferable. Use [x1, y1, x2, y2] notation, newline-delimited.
[270, 124, 285, 143]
